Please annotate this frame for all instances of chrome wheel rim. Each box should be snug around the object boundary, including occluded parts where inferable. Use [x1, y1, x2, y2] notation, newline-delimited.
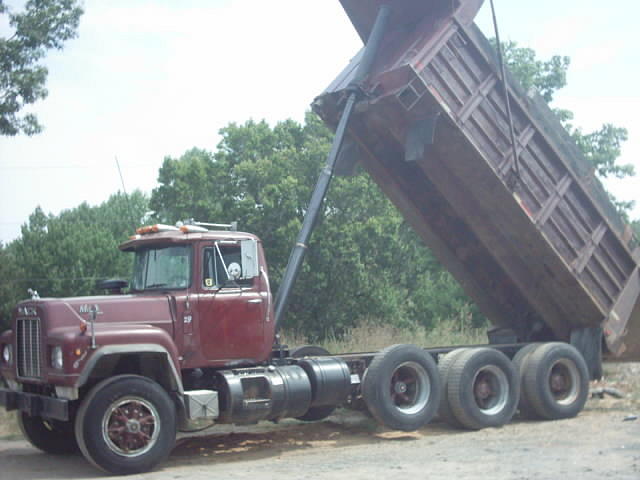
[102, 396, 160, 457]
[389, 361, 431, 415]
[472, 365, 509, 416]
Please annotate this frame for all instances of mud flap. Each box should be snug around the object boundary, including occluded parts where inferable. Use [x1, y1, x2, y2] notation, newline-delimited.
[570, 327, 603, 380]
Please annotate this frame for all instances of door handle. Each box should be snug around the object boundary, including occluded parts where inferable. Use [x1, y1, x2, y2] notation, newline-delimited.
[247, 299, 263, 304]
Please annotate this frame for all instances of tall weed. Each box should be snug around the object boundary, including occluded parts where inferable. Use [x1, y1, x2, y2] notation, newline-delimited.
[282, 317, 487, 354]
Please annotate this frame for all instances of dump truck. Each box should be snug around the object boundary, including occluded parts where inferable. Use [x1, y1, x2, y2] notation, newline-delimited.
[1, 0, 638, 475]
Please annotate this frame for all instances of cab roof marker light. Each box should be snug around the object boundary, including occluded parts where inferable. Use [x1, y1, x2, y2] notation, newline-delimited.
[151, 224, 180, 232]
[179, 225, 209, 233]
[135, 224, 179, 235]
[178, 219, 238, 231]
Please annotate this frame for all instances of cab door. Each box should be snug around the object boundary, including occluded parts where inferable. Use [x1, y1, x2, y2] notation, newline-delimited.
[197, 241, 266, 364]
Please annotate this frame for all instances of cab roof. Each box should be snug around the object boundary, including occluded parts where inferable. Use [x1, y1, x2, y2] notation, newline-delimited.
[119, 230, 260, 252]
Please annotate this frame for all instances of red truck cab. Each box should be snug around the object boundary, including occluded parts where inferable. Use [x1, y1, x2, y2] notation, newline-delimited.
[0, 226, 274, 394]
[0, 224, 290, 474]
[119, 227, 275, 370]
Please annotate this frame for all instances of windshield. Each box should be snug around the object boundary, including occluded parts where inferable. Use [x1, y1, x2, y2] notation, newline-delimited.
[132, 245, 192, 291]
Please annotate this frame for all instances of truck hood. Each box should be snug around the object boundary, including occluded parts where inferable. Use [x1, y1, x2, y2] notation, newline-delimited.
[17, 294, 175, 336]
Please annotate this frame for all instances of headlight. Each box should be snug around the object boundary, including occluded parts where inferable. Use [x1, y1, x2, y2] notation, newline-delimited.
[51, 346, 64, 370]
[2, 344, 11, 365]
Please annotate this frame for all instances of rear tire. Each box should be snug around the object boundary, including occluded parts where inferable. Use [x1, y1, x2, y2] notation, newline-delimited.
[18, 412, 78, 454]
[512, 343, 542, 419]
[291, 345, 336, 422]
[522, 342, 589, 420]
[437, 348, 468, 428]
[75, 375, 176, 475]
[362, 344, 441, 431]
[447, 348, 519, 430]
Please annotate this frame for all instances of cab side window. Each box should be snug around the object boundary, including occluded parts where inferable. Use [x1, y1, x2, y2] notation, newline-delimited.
[203, 245, 254, 288]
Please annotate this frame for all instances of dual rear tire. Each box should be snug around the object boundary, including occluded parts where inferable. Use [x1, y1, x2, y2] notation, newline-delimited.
[439, 348, 519, 430]
[517, 342, 589, 420]
[437, 342, 589, 429]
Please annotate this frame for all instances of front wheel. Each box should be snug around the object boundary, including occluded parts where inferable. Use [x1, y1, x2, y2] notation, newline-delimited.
[75, 375, 177, 475]
[18, 412, 78, 454]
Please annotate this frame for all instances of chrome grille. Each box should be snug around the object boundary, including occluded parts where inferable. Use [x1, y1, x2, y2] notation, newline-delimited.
[17, 318, 42, 378]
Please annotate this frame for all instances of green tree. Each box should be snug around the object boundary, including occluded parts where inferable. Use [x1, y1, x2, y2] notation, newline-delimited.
[0, 0, 83, 136]
[500, 41, 570, 104]
[498, 40, 634, 212]
[151, 115, 481, 338]
[0, 242, 22, 331]
[0, 191, 148, 330]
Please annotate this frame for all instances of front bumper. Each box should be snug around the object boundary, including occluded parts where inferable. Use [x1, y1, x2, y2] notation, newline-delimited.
[0, 388, 69, 421]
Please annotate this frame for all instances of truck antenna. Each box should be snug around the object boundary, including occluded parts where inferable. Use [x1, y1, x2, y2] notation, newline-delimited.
[115, 156, 138, 232]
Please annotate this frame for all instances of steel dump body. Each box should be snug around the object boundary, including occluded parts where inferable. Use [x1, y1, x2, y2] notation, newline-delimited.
[314, 0, 640, 359]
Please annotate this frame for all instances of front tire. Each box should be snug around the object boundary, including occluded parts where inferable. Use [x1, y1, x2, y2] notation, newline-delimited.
[75, 375, 176, 475]
[18, 412, 78, 454]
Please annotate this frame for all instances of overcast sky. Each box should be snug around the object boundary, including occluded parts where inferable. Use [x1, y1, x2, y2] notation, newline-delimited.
[1, 0, 638, 244]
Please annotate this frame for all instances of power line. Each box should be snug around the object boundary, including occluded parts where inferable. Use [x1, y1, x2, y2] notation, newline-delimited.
[115, 156, 138, 233]
[0, 163, 158, 170]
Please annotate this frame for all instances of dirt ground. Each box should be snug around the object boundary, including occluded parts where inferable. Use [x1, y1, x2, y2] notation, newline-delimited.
[0, 363, 638, 480]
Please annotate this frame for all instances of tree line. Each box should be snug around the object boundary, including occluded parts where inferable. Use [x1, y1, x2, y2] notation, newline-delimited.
[1, 36, 638, 336]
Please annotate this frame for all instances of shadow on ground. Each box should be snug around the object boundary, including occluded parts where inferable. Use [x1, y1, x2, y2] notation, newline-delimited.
[167, 410, 455, 469]
[0, 410, 455, 479]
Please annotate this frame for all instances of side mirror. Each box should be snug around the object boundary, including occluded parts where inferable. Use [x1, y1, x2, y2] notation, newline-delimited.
[240, 239, 259, 279]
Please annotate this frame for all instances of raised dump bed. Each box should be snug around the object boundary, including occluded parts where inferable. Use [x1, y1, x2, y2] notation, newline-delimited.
[313, 0, 640, 360]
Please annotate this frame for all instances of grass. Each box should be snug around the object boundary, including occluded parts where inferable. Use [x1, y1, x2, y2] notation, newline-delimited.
[281, 318, 487, 354]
